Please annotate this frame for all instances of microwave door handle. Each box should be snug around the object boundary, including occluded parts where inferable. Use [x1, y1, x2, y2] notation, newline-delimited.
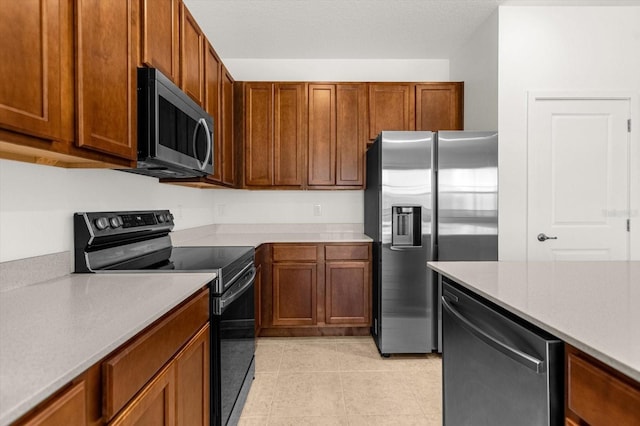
[192, 118, 212, 171]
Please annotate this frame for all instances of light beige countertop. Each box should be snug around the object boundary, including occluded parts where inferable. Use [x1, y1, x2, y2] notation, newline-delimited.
[0, 272, 214, 426]
[428, 261, 640, 383]
[171, 223, 372, 247]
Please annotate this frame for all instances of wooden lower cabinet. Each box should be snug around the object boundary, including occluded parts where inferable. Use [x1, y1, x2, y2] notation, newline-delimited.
[272, 262, 318, 326]
[15, 381, 86, 426]
[175, 324, 210, 426]
[565, 344, 640, 426]
[259, 243, 372, 336]
[325, 261, 370, 325]
[13, 288, 209, 426]
[109, 364, 176, 426]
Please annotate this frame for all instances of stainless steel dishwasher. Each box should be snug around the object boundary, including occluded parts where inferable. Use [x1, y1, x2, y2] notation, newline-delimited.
[441, 278, 563, 425]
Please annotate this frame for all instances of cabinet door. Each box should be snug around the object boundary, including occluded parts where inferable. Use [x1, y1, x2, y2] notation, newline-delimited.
[415, 83, 463, 131]
[272, 263, 317, 326]
[0, 0, 71, 142]
[244, 83, 273, 186]
[221, 67, 236, 186]
[274, 83, 306, 186]
[180, 3, 205, 106]
[175, 324, 210, 426]
[205, 42, 222, 182]
[325, 261, 370, 325]
[76, 0, 138, 160]
[140, 0, 179, 84]
[368, 83, 415, 139]
[336, 84, 367, 186]
[16, 381, 85, 426]
[109, 364, 176, 426]
[308, 84, 336, 186]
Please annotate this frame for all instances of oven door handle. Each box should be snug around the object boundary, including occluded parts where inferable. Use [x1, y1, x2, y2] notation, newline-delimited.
[217, 266, 256, 315]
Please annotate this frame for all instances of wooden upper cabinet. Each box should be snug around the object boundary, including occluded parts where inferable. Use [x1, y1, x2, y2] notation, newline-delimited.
[205, 42, 222, 182]
[243, 82, 306, 188]
[336, 84, 367, 186]
[244, 83, 274, 186]
[308, 84, 336, 186]
[180, 3, 205, 106]
[274, 83, 306, 186]
[416, 83, 463, 131]
[0, 0, 72, 142]
[221, 67, 236, 186]
[76, 0, 138, 160]
[368, 83, 415, 139]
[140, 0, 180, 84]
[308, 83, 366, 188]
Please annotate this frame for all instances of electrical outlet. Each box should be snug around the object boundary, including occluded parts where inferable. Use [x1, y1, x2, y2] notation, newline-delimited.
[313, 204, 322, 216]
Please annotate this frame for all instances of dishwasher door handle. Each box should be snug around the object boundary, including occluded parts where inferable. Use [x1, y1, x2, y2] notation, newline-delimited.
[442, 296, 545, 373]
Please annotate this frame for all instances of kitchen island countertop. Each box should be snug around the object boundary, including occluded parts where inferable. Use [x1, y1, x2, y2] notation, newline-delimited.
[428, 261, 640, 383]
[0, 272, 214, 426]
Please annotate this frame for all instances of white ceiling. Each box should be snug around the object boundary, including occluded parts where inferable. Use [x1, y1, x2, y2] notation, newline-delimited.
[184, 0, 506, 60]
[183, 0, 640, 60]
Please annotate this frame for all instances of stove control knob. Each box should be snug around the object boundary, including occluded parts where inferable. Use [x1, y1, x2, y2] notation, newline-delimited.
[157, 214, 165, 223]
[167, 213, 174, 222]
[94, 217, 109, 230]
[109, 217, 121, 228]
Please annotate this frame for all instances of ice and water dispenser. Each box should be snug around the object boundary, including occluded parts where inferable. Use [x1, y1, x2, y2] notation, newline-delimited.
[391, 206, 422, 247]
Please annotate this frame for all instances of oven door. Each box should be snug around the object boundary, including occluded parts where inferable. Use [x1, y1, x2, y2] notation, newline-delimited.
[211, 266, 256, 426]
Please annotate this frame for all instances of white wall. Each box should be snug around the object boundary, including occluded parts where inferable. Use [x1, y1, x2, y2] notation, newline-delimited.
[0, 160, 366, 262]
[498, 5, 640, 260]
[449, 11, 499, 131]
[209, 189, 363, 224]
[224, 59, 449, 82]
[0, 159, 216, 262]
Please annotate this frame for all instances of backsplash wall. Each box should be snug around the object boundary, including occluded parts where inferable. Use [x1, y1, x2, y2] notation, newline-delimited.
[0, 159, 363, 262]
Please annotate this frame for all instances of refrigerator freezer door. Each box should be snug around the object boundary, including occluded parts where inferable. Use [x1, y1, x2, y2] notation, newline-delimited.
[377, 131, 435, 354]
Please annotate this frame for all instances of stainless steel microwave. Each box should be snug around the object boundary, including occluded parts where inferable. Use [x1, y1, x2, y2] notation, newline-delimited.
[123, 67, 213, 179]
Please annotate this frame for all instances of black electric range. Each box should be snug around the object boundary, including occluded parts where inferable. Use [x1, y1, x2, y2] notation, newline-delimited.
[74, 210, 255, 426]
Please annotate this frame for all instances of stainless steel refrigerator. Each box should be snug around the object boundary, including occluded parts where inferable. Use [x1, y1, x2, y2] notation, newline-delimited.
[365, 130, 498, 355]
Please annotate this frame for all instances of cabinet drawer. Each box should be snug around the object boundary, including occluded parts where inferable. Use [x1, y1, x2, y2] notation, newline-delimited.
[16, 381, 86, 426]
[272, 244, 318, 262]
[102, 289, 209, 420]
[325, 244, 369, 261]
[567, 353, 640, 426]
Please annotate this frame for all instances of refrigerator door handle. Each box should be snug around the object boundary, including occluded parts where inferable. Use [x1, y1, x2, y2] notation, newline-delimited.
[441, 296, 545, 373]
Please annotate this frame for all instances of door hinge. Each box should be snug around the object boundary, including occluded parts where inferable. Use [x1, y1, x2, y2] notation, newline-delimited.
[628, 119, 632, 132]
[627, 219, 631, 232]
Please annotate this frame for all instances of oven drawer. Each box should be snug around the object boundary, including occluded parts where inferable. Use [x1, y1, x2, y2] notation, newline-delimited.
[102, 288, 209, 420]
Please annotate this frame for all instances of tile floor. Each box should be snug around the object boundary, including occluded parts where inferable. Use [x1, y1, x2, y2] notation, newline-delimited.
[239, 336, 442, 425]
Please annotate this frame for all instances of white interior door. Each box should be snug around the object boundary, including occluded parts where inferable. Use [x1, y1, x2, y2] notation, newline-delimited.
[527, 95, 630, 261]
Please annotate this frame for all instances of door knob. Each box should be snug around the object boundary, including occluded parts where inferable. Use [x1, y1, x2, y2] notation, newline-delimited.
[537, 233, 558, 242]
